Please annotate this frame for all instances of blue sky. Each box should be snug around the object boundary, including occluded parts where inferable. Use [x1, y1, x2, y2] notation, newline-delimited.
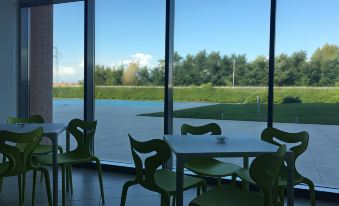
[53, 0, 339, 83]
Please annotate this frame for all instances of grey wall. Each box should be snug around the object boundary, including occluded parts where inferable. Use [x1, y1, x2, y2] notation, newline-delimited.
[0, 0, 19, 123]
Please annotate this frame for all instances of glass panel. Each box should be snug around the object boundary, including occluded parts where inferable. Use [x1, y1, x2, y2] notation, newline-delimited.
[172, 0, 270, 167]
[95, 0, 165, 164]
[52, 1, 84, 149]
[274, 0, 339, 189]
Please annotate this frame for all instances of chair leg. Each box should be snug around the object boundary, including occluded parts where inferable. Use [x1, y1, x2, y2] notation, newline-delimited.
[172, 195, 176, 206]
[201, 181, 207, 193]
[40, 171, 43, 182]
[32, 169, 37, 206]
[161, 193, 171, 206]
[120, 180, 137, 206]
[22, 173, 26, 202]
[62, 164, 66, 206]
[67, 165, 73, 195]
[18, 175, 22, 206]
[94, 157, 105, 204]
[302, 178, 316, 206]
[278, 186, 285, 205]
[0, 177, 2, 193]
[66, 165, 69, 193]
[0, 156, 4, 193]
[197, 186, 200, 196]
[40, 167, 52, 206]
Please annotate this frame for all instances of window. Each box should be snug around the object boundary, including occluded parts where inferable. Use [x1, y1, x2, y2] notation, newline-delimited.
[172, 0, 270, 166]
[275, 0, 339, 189]
[95, 0, 165, 164]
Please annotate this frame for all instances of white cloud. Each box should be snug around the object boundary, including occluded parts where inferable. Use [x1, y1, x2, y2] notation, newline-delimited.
[54, 66, 76, 76]
[118, 53, 153, 67]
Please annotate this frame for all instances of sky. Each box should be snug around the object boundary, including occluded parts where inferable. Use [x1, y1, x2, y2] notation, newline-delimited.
[53, 0, 339, 83]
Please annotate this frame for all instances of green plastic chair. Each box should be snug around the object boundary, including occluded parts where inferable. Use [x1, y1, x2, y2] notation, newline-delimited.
[181, 123, 241, 183]
[235, 127, 315, 206]
[0, 128, 52, 206]
[120, 134, 206, 206]
[189, 145, 287, 206]
[1, 115, 63, 199]
[36, 119, 104, 205]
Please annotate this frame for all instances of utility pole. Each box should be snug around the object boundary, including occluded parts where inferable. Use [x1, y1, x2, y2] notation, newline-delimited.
[232, 58, 236, 87]
[53, 46, 62, 83]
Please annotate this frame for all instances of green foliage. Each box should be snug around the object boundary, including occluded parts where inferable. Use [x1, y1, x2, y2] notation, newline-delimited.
[92, 44, 339, 87]
[282, 96, 302, 104]
[53, 86, 339, 104]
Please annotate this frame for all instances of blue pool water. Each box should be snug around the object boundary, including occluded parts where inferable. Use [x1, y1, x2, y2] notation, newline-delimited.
[53, 99, 164, 107]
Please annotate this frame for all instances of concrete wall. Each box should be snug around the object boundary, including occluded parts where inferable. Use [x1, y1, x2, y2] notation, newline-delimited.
[0, 0, 20, 123]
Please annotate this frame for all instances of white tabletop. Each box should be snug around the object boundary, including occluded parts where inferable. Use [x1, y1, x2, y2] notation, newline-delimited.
[164, 134, 278, 157]
[0, 123, 66, 136]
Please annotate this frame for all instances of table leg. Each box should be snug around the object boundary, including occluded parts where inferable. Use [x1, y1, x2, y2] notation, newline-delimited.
[52, 134, 58, 206]
[286, 151, 295, 206]
[243, 157, 249, 190]
[176, 156, 184, 206]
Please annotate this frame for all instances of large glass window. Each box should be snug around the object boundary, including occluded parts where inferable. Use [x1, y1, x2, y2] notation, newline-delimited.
[165, 0, 270, 167]
[95, 0, 165, 164]
[274, 0, 339, 189]
[52, 1, 84, 148]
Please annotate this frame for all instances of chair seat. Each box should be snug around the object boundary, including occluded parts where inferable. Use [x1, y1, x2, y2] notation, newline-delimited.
[236, 167, 305, 187]
[186, 157, 241, 177]
[36, 152, 92, 165]
[154, 169, 204, 193]
[16, 143, 59, 155]
[190, 184, 264, 206]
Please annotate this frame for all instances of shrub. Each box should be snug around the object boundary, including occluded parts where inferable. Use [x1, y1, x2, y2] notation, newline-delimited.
[282, 96, 302, 104]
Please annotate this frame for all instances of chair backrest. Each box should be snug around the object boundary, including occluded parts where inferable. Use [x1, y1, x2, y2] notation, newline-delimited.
[261, 127, 309, 173]
[249, 145, 286, 206]
[128, 134, 171, 192]
[0, 128, 43, 177]
[7, 115, 44, 124]
[67, 119, 97, 157]
[181, 123, 221, 135]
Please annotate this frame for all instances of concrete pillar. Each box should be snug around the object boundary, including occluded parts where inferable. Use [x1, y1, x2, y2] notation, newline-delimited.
[29, 6, 53, 123]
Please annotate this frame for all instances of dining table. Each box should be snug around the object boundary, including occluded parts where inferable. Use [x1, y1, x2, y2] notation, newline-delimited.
[164, 134, 295, 206]
[0, 123, 67, 206]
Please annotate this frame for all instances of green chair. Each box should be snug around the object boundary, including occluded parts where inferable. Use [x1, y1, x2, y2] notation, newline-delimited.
[0, 128, 52, 206]
[120, 134, 206, 206]
[181, 123, 241, 184]
[235, 128, 315, 206]
[1, 115, 63, 198]
[189, 145, 287, 206]
[36, 119, 105, 205]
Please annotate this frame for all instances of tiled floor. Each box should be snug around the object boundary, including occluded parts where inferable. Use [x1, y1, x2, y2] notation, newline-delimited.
[0, 167, 337, 206]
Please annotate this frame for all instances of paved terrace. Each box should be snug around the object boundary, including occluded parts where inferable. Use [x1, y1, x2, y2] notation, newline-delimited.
[54, 100, 339, 189]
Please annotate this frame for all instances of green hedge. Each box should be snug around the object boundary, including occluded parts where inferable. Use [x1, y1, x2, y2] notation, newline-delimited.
[53, 86, 339, 104]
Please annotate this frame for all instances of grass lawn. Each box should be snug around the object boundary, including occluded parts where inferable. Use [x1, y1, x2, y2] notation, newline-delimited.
[140, 103, 339, 125]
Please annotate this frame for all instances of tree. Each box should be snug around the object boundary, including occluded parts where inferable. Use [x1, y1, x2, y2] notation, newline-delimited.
[122, 62, 139, 85]
[137, 67, 151, 85]
[310, 44, 339, 86]
[150, 61, 165, 85]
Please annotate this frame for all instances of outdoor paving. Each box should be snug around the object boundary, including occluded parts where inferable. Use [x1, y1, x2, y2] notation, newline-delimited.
[54, 100, 339, 189]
